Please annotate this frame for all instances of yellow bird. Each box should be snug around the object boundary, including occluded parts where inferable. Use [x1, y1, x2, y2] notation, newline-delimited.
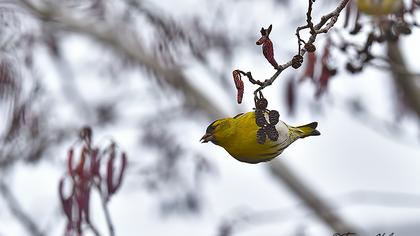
[356, 0, 403, 16]
[200, 111, 320, 164]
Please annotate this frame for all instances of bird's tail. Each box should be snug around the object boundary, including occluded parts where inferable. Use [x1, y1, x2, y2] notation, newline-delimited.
[294, 122, 321, 138]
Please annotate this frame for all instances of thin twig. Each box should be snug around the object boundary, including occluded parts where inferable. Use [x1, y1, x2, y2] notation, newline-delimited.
[0, 181, 45, 236]
[296, 25, 309, 52]
[101, 196, 115, 236]
[237, 70, 264, 86]
[306, 0, 316, 33]
[295, 0, 316, 52]
[87, 221, 101, 236]
[255, 0, 350, 97]
[95, 184, 115, 236]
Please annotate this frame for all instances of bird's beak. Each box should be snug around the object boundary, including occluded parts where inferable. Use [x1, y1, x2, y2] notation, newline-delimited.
[200, 133, 214, 143]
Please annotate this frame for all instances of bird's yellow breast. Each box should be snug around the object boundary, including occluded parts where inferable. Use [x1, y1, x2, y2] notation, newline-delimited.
[357, 0, 402, 16]
[218, 112, 288, 163]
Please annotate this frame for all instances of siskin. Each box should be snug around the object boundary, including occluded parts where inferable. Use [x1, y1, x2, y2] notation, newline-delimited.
[357, 0, 403, 16]
[201, 111, 320, 164]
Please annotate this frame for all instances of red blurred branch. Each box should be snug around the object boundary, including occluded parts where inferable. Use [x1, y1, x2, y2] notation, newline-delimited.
[60, 128, 126, 236]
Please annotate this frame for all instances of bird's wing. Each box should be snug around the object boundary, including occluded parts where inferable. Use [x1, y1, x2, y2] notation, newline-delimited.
[233, 112, 244, 119]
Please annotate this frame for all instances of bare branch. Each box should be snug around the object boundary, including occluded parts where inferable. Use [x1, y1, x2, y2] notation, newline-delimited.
[218, 190, 420, 235]
[96, 185, 115, 236]
[254, 0, 351, 97]
[387, 41, 420, 120]
[306, 0, 316, 33]
[0, 181, 45, 236]
[87, 221, 101, 236]
[15, 0, 227, 119]
[237, 70, 264, 86]
[269, 160, 362, 234]
[368, 61, 420, 77]
[295, 0, 316, 52]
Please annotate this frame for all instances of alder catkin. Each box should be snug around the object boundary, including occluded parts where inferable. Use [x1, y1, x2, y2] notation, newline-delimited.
[265, 125, 279, 141]
[268, 110, 280, 125]
[256, 128, 267, 144]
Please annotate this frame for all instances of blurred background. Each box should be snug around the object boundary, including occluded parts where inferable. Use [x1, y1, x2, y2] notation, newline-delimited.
[0, 0, 420, 235]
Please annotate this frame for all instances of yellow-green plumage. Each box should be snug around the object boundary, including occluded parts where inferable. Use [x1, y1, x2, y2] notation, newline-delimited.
[201, 111, 320, 163]
[356, 0, 402, 16]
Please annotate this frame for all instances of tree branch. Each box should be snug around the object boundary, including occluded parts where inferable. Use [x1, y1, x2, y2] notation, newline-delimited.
[387, 41, 420, 120]
[95, 185, 115, 236]
[269, 160, 362, 234]
[0, 181, 45, 236]
[15, 0, 227, 119]
[295, 0, 315, 52]
[254, 0, 350, 97]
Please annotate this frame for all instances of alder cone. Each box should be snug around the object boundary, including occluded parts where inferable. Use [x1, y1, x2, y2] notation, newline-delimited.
[268, 110, 280, 125]
[292, 55, 303, 69]
[256, 98, 268, 110]
[256, 128, 267, 144]
[304, 43, 316, 52]
[255, 111, 267, 127]
[265, 125, 279, 141]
